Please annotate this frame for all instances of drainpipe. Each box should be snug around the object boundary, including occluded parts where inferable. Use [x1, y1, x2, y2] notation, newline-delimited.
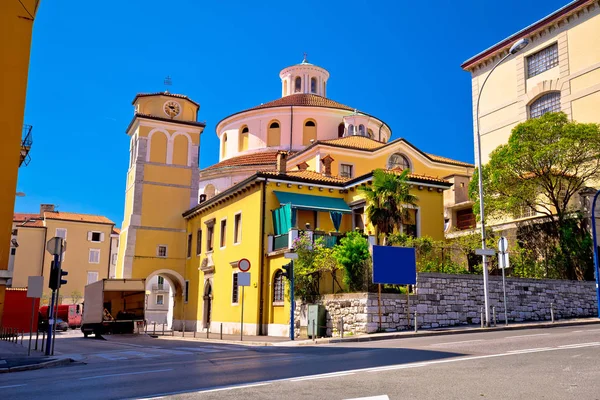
[258, 179, 268, 335]
[289, 106, 294, 151]
[40, 226, 48, 276]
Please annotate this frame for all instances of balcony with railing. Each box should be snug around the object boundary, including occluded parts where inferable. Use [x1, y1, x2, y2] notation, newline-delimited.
[20, 124, 33, 167]
[151, 283, 170, 292]
[269, 229, 343, 253]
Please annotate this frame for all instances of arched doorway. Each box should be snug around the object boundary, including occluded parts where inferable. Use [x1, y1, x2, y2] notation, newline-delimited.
[144, 269, 185, 329]
[202, 280, 212, 329]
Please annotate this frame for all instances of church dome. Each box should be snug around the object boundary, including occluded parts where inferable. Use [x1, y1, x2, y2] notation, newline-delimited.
[279, 55, 330, 97]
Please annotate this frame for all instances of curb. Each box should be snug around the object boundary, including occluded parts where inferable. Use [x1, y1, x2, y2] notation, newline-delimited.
[285, 318, 600, 346]
[154, 335, 278, 347]
[0, 358, 74, 373]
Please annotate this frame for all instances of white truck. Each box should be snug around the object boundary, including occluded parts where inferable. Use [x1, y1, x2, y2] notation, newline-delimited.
[81, 279, 146, 337]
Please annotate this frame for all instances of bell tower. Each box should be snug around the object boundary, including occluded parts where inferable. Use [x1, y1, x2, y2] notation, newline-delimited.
[116, 92, 204, 305]
[279, 55, 330, 97]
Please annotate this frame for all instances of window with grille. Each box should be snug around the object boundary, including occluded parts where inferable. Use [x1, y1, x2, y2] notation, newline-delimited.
[527, 43, 558, 78]
[273, 270, 284, 303]
[340, 164, 353, 178]
[232, 273, 239, 304]
[529, 92, 560, 119]
[157, 245, 167, 257]
[387, 153, 411, 171]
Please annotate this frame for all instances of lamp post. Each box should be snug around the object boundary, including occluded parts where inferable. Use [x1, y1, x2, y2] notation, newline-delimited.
[475, 38, 529, 327]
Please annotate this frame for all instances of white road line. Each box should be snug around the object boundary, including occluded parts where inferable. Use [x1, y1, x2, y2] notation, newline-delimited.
[344, 396, 390, 400]
[0, 384, 27, 389]
[433, 339, 485, 346]
[137, 382, 271, 398]
[290, 371, 355, 382]
[79, 368, 173, 380]
[174, 347, 223, 353]
[572, 330, 584, 333]
[505, 333, 550, 339]
[558, 342, 600, 349]
[507, 347, 554, 354]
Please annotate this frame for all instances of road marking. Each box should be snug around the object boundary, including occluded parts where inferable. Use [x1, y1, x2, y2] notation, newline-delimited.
[433, 339, 485, 346]
[290, 371, 355, 382]
[79, 368, 173, 380]
[344, 396, 390, 400]
[572, 330, 584, 333]
[174, 346, 224, 353]
[135, 341, 600, 399]
[0, 384, 27, 389]
[507, 347, 553, 354]
[505, 333, 550, 339]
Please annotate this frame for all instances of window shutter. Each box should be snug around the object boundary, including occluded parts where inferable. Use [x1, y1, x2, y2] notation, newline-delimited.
[100, 233, 105, 242]
[87, 232, 92, 241]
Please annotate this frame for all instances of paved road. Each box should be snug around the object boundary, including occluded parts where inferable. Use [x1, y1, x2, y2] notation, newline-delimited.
[0, 324, 599, 399]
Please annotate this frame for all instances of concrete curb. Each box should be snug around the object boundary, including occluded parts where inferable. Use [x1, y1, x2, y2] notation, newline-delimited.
[282, 318, 600, 346]
[0, 357, 74, 373]
[154, 335, 279, 347]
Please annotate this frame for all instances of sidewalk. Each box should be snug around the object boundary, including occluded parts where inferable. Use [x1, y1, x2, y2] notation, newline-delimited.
[0, 337, 74, 373]
[152, 317, 600, 347]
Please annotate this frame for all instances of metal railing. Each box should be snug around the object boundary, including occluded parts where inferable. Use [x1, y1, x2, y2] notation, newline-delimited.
[273, 233, 289, 251]
[20, 124, 33, 167]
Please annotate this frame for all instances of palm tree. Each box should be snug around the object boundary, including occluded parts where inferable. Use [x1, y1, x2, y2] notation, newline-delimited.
[359, 169, 418, 245]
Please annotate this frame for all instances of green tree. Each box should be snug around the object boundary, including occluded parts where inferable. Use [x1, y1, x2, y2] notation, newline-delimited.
[291, 232, 324, 301]
[359, 169, 418, 245]
[469, 112, 600, 280]
[70, 290, 83, 305]
[333, 231, 370, 292]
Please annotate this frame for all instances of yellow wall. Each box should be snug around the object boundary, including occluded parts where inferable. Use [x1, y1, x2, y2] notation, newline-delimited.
[186, 185, 263, 328]
[0, 0, 39, 322]
[267, 122, 281, 147]
[149, 131, 168, 163]
[136, 96, 198, 122]
[567, 11, 600, 73]
[41, 220, 113, 304]
[11, 226, 46, 287]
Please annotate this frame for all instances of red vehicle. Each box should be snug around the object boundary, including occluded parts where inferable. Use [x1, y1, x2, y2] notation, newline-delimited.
[39, 304, 82, 329]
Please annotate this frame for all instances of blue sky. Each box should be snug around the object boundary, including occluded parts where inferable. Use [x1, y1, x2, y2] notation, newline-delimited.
[16, 0, 570, 226]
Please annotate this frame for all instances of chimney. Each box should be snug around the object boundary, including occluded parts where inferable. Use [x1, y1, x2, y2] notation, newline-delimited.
[276, 151, 288, 175]
[40, 204, 55, 216]
[297, 161, 309, 171]
[321, 155, 334, 177]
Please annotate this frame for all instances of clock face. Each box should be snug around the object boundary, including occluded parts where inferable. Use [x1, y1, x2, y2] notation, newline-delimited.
[164, 101, 181, 118]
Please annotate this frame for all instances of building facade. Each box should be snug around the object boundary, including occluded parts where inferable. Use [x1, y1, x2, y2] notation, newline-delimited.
[115, 59, 473, 335]
[462, 0, 600, 228]
[9, 205, 116, 305]
[0, 0, 40, 323]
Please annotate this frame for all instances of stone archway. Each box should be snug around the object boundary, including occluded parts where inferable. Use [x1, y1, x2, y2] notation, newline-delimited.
[144, 269, 185, 329]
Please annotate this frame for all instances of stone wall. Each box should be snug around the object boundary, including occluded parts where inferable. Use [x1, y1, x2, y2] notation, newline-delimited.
[294, 273, 598, 337]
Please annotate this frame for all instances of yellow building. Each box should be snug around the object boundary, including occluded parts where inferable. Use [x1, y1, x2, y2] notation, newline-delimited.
[463, 0, 600, 162]
[8, 205, 116, 305]
[116, 59, 473, 335]
[0, 0, 40, 323]
[116, 92, 205, 330]
[462, 0, 600, 228]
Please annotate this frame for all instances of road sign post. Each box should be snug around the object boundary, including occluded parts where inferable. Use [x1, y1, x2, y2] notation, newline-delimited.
[45, 237, 65, 355]
[237, 272, 251, 341]
[26, 276, 43, 356]
[498, 237, 509, 326]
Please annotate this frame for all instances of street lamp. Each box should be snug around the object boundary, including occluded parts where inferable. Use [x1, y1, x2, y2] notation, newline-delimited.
[475, 38, 529, 327]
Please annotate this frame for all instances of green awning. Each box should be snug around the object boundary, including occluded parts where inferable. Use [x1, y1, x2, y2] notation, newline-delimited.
[274, 191, 351, 214]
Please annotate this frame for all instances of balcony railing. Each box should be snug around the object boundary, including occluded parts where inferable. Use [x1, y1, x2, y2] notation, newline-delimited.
[151, 284, 169, 291]
[273, 233, 289, 251]
[19, 124, 33, 167]
[269, 230, 343, 252]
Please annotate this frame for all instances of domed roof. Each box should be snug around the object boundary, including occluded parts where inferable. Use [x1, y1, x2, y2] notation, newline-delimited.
[246, 94, 354, 112]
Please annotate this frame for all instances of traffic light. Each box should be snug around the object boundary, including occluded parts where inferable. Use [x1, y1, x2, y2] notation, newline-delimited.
[282, 262, 293, 280]
[49, 261, 58, 290]
[48, 261, 68, 290]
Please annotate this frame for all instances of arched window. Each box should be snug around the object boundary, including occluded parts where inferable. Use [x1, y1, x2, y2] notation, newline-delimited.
[273, 270, 284, 302]
[295, 77, 302, 93]
[387, 153, 411, 171]
[239, 126, 249, 152]
[338, 123, 345, 138]
[221, 133, 227, 159]
[310, 77, 317, 93]
[204, 184, 216, 199]
[529, 92, 561, 119]
[367, 128, 374, 139]
[358, 125, 366, 136]
[267, 121, 281, 147]
[303, 120, 317, 145]
[348, 124, 354, 136]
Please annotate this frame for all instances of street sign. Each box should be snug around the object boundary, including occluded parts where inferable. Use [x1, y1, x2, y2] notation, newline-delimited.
[475, 248, 496, 257]
[46, 237, 66, 255]
[498, 237, 508, 253]
[238, 272, 251, 286]
[27, 276, 43, 298]
[499, 252, 510, 269]
[238, 258, 251, 272]
[284, 252, 298, 260]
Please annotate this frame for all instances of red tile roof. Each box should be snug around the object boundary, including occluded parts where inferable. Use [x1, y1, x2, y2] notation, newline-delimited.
[202, 150, 285, 172]
[13, 213, 41, 222]
[425, 153, 474, 168]
[260, 170, 350, 184]
[246, 94, 355, 112]
[22, 219, 44, 227]
[44, 212, 114, 225]
[132, 91, 200, 107]
[112, 227, 121, 235]
[320, 136, 386, 150]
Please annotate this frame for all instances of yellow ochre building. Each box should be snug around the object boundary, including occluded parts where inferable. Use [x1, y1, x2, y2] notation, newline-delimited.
[116, 58, 473, 336]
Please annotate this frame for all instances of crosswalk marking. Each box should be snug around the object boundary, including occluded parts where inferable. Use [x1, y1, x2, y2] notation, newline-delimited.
[62, 345, 250, 362]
